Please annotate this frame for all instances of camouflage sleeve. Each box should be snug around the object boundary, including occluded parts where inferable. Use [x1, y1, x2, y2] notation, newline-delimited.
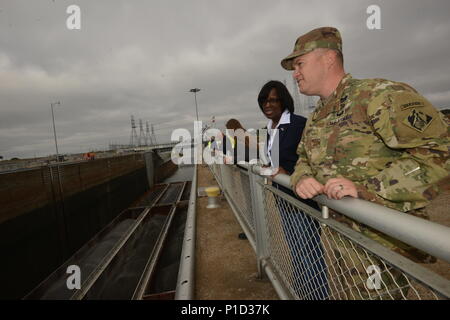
[290, 121, 315, 191]
[364, 89, 450, 211]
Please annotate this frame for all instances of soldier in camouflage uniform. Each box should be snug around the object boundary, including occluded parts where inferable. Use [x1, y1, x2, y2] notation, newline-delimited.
[280, 27, 449, 299]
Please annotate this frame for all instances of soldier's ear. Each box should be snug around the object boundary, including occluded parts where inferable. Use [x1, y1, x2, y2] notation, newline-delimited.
[323, 49, 337, 68]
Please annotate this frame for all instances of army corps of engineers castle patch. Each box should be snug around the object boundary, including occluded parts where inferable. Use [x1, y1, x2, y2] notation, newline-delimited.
[403, 109, 434, 132]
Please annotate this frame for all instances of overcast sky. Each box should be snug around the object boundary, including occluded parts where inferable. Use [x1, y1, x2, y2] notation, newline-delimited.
[1, 0, 449, 159]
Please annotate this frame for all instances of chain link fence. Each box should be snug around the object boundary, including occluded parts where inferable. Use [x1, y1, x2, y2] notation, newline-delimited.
[209, 163, 450, 300]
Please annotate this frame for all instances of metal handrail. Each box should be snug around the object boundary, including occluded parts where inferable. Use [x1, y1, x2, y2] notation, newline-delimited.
[236, 163, 450, 264]
[175, 165, 197, 299]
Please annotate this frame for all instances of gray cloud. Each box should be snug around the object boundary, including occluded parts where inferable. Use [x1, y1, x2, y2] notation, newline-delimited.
[0, 0, 449, 159]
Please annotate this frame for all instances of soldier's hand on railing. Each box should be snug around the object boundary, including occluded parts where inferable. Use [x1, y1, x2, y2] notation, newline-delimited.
[295, 177, 325, 199]
[324, 177, 358, 200]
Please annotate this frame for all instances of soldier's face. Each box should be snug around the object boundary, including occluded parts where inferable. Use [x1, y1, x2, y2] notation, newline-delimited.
[292, 50, 327, 96]
[262, 88, 283, 122]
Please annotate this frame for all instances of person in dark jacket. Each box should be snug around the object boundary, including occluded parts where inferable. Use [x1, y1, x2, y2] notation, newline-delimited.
[257, 80, 329, 299]
[257, 81, 306, 183]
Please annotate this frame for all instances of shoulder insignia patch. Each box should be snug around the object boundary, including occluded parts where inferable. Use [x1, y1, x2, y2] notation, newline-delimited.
[400, 101, 424, 110]
[403, 109, 433, 132]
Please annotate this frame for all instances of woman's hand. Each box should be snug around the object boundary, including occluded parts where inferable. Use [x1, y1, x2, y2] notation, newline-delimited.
[271, 167, 289, 178]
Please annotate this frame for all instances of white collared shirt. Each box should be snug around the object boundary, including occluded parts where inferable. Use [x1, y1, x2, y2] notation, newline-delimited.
[266, 110, 290, 168]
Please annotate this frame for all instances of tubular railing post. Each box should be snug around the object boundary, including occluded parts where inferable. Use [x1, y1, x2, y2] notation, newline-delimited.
[219, 163, 229, 195]
[214, 163, 222, 188]
[321, 205, 329, 227]
[248, 164, 270, 278]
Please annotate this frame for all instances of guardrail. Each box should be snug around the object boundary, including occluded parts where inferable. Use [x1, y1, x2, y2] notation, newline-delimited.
[175, 165, 197, 299]
[209, 162, 450, 300]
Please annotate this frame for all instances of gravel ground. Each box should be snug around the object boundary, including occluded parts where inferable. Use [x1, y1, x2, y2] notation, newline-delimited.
[195, 164, 278, 300]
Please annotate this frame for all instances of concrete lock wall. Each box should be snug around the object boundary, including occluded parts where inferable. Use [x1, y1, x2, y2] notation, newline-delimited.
[0, 153, 159, 299]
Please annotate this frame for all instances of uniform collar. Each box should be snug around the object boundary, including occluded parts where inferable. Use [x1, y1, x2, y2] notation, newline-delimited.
[267, 109, 291, 130]
[313, 73, 352, 121]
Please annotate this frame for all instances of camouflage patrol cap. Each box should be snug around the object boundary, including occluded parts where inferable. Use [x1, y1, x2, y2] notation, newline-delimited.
[281, 27, 342, 70]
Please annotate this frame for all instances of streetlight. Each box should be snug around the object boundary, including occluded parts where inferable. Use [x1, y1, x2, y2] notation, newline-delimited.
[51, 101, 61, 162]
[50, 101, 67, 255]
[189, 88, 202, 163]
[189, 88, 201, 121]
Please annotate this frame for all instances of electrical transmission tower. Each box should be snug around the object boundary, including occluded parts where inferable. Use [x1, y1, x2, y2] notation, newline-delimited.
[292, 77, 304, 116]
[138, 119, 145, 146]
[145, 122, 151, 146]
[151, 124, 157, 145]
[129, 115, 138, 147]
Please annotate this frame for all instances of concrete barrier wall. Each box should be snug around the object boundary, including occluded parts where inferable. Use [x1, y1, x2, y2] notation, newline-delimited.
[0, 154, 150, 299]
[0, 154, 146, 224]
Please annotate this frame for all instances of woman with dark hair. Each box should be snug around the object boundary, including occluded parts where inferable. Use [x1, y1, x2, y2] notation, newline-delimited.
[257, 80, 304, 180]
[257, 80, 329, 300]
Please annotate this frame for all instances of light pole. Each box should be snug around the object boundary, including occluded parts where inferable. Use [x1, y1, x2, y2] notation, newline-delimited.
[50, 100, 68, 256]
[189, 88, 201, 121]
[189, 88, 202, 164]
[51, 101, 61, 162]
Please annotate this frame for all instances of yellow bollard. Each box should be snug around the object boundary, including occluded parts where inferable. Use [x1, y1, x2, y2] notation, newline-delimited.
[205, 186, 221, 209]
